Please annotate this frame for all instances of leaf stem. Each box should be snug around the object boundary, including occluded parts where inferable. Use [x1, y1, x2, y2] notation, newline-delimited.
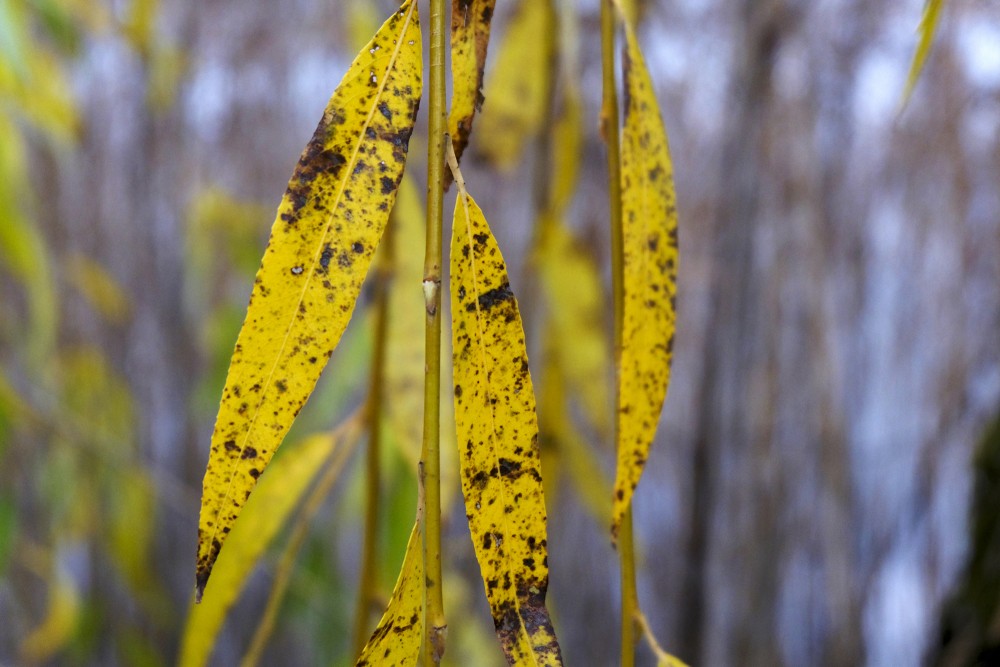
[351, 238, 394, 657]
[422, 0, 448, 662]
[601, 1, 638, 665]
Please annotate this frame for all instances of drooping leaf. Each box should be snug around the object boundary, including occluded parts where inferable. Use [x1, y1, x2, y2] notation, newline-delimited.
[19, 562, 80, 663]
[450, 162, 563, 665]
[108, 467, 156, 594]
[447, 0, 497, 180]
[475, 0, 554, 170]
[240, 422, 361, 667]
[355, 514, 424, 665]
[535, 216, 612, 438]
[537, 334, 612, 527]
[546, 87, 582, 216]
[611, 16, 679, 538]
[181, 422, 360, 667]
[901, 0, 944, 106]
[195, 0, 422, 596]
[66, 253, 132, 324]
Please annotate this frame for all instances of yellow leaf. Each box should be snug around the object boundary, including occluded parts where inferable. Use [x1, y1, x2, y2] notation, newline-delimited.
[475, 0, 554, 170]
[449, 158, 563, 665]
[538, 335, 612, 527]
[19, 565, 80, 663]
[547, 87, 582, 216]
[181, 422, 359, 667]
[195, 0, 422, 596]
[535, 216, 612, 438]
[611, 17, 679, 538]
[66, 253, 132, 324]
[355, 513, 424, 665]
[901, 0, 945, 106]
[447, 0, 497, 176]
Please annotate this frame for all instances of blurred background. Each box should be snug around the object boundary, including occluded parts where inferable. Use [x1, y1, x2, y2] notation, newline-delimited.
[1, 0, 998, 665]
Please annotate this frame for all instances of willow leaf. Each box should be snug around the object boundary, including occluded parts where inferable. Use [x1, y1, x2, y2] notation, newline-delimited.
[195, 0, 422, 596]
[475, 0, 554, 170]
[902, 0, 944, 106]
[450, 162, 562, 666]
[356, 515, 424, 665]
[19, 564, 80, 663]
[181, 425, 358, 667]
[447, 0, 497, 181]
[535, 216, 611, 439]
[611, 16, 679, 538]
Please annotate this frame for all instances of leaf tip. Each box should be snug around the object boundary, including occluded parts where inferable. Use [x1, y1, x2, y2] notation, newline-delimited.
[195, 569, 209, 604]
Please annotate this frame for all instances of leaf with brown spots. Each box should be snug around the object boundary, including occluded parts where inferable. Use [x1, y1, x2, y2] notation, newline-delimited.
[446, 0, 497, 187]
[195, 0, 422, 599]
[355, 503, 424, 665]
[611, 12, 679, 539]
[449, 155, 563, 666]
[181, 421, 361, 667]
[474, 0, 554, 170]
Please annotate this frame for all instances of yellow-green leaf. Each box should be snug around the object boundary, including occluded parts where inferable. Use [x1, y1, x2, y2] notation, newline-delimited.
[447, 0, 497, 176]
[902, 0, 944, 106]
[384, 175, 425, 466]
[181, 424, 358, 667]
[475, 0, 554, 170]
[612, 18, 679, 538]
[19, 564, 80, 664]
[450, 163, 562, 665]
[66, 253, 132, 324]
[195, 0, 422, 596]
[355, 516, 423, 665]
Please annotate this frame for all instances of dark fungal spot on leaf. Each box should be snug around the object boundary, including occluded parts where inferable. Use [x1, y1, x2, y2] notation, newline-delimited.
[380, 176, 396, 195]
[468, 283, 514, 311]
[320, 245, 333, 270]
[224, 440, 239, 452]
[378, 102, 392, 120]
[241, 446, 258, 460]
[249, 468, 260, 479]
[275, 379, 287, 393]
[352, 241, 364, 253]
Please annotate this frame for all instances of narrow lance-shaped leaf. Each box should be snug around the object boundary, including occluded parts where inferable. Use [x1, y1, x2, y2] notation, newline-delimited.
[611, 15, 679, 538]
[446, 0, 497, 184]
[356, 499, 424, 665]
[901, 0, 944, 106]
[181, 423, 360, 667]
[474, 0, 554, 170]
[195, 0, 422, 597]
[450, 157, 563, 666]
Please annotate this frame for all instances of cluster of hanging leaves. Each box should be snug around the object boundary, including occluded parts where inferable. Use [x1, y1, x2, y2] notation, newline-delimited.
[188, 0, 687, 663]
